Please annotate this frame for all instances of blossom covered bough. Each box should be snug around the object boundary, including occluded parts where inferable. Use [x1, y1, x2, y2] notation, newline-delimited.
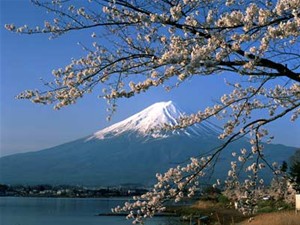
[5, 0, 300, 223]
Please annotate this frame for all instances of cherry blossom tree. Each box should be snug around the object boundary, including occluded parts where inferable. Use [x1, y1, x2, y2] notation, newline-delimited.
[5, 0, 300, 223]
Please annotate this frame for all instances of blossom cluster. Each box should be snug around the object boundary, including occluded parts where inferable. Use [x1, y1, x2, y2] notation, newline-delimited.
[222, 144, 297, 215]
[113, 156, 211, 224]
[6, 0, 299, 111]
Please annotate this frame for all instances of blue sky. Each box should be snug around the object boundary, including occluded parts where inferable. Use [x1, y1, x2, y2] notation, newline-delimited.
[1, 0, 299, 156]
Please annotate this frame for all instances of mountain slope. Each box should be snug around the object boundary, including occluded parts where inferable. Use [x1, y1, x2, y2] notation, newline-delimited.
[0, 101, 297, 186]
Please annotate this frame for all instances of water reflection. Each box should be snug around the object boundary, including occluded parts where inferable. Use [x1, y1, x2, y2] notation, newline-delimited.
[0, 197, 181, 225]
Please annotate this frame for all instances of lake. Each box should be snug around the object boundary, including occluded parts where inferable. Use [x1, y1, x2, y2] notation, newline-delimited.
[0, 197, 181, 225]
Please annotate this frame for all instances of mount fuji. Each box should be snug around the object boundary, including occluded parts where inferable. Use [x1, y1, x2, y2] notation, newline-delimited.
[0, 101, 297, 186]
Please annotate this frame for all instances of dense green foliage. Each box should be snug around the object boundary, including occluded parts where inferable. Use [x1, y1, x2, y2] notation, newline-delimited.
[289, 149, 300, 192]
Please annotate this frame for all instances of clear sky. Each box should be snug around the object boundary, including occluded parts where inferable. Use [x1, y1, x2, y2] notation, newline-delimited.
[0, 0, 299, 157]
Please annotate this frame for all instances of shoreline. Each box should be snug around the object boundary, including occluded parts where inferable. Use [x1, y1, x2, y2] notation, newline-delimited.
[97, 212, 179, 217]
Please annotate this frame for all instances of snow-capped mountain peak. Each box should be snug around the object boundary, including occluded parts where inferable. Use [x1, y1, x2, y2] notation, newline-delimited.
[89, 101, 221, 140]
[90, 101, 184, 139]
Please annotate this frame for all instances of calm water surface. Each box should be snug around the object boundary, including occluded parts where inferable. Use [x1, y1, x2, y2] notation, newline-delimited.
[0, 197, 180, 225]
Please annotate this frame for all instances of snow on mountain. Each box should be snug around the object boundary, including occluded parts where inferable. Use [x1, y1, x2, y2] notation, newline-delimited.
[89, 101, 221, 140]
